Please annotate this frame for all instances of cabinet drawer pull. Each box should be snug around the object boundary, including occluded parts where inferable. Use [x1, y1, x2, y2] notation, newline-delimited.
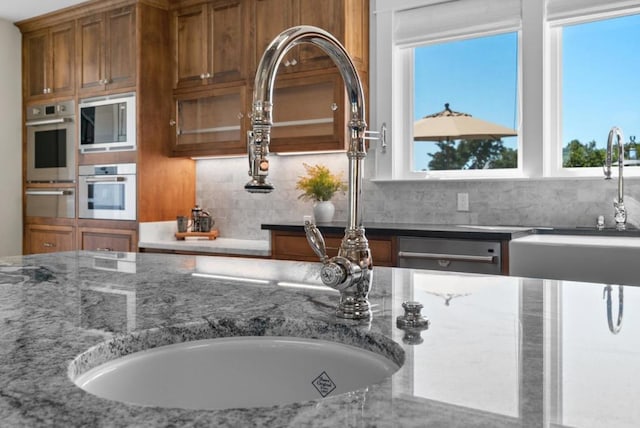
[96, 248, 113, 252]
[43, 242, 56, 248]
[398, 251, 495, 264]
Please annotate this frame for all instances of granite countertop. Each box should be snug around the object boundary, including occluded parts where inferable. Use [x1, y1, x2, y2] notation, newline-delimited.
[1, 251, 638, 427]
[138, 221, 270, 257]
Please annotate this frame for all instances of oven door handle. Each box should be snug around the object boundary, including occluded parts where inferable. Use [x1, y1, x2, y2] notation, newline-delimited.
[26, 117, 73, 127]
[25, 189, 74, 196]
[397, 251, 496, 264]
[84, 176, 128, 183]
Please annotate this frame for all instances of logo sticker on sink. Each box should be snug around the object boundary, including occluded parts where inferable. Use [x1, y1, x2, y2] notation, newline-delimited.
[311, 371, 336, 397]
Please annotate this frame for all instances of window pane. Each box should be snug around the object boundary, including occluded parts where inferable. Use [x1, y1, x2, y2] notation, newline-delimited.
[561, 13, 640, 168]
[413, 33, 519, 172]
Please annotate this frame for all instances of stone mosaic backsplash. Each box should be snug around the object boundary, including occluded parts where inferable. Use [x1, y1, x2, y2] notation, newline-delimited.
[196, 154, 640, 240]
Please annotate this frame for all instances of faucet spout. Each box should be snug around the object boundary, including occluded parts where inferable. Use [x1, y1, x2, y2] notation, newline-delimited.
[604, 127, 626, 230]
[246, 26, 372, 320]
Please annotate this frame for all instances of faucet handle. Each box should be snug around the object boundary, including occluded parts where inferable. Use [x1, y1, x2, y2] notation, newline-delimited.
[304, 219, 329, 263]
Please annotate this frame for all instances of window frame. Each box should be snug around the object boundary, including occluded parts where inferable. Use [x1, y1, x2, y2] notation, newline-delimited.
[370, 0, 640, 181]
[405, 29, 523, 178]
[545, 7, 640, 178]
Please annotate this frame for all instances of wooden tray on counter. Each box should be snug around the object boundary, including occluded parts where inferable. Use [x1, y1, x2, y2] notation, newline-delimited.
[174, 230, 219, 240]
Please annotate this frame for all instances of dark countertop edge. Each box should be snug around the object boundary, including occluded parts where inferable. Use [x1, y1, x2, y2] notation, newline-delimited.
[262, 223, 640, 240]
[261, 223, 533, 240]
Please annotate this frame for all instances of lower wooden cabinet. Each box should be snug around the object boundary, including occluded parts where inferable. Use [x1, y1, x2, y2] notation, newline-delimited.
[79, 227, 137, 252]
[25, 224, 75, 254]
[270, 230, 396, 267]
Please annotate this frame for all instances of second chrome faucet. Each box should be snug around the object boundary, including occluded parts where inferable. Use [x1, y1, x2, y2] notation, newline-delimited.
[604, 126, 627, 230]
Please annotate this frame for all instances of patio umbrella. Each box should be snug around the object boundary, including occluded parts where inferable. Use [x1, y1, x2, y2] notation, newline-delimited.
[414, 103, 517, 141]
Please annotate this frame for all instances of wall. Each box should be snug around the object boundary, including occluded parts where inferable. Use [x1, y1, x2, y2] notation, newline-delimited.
[0, 19, 22, 256]
[196, 153, 640, 240]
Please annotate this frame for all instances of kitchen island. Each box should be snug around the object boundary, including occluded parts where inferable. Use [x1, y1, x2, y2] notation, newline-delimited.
[1, 251, 638, 427]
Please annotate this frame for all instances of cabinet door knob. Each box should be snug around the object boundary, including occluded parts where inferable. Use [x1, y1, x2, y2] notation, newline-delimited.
[169, 119, 176, 127]
[200, 72, 211, 79]
[283, 60, 291, 67]
[290, 58, 298, 66]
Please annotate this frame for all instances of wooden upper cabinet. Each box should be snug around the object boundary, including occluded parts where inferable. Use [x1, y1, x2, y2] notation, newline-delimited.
[252, 0, 368, 75]
[171, 0, 247, 89]
[170, 84, 247, 156]
[77, 6, 136, 95]
[23, 22, 75, 100]
[167, 0, 368, 157]
[253, 0, 294, 73]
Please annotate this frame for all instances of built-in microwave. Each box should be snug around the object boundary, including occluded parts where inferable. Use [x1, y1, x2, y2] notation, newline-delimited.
[79, 93, 136, 153]
[26, 100, 75, 183]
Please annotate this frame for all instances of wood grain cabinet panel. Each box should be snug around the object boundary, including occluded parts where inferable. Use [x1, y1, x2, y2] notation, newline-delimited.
[25, 225, 75, 254]
[23, 22, 75, 100]
[168, 0, 368, 157]
[171, 0, 247, 89]
[251, 0, 367, 74]
[79, 227, 137, 252]
[249, 0, 368, 154]
[271, 230, 395, 267]
[77, 6, 136, 95]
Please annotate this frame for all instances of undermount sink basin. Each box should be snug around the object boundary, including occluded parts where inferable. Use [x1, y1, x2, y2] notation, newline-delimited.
[73, 336, 400, 410]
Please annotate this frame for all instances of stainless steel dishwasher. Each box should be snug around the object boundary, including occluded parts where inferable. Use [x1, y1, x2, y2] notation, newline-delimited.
[397, 236, 502, 274]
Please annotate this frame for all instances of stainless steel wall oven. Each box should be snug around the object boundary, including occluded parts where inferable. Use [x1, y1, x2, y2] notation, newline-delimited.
[26, 100, 75, 183]
[25, 188, 75, 218]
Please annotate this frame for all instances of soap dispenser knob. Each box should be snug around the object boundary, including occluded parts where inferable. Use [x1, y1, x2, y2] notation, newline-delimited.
[397, 301, 430, 329]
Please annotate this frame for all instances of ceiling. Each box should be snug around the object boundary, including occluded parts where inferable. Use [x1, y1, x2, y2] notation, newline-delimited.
[0, 0, 88, 23]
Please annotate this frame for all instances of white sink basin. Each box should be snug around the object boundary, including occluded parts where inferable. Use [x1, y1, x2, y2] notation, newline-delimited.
[73, 336, 400, 410]
[509, 234, 640, 285]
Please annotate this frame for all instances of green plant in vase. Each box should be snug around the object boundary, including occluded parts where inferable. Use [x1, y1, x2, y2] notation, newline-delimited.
[296, 163, 347, 223]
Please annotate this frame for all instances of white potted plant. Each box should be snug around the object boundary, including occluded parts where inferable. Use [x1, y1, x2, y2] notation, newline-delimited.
[296, 163, 347, 223]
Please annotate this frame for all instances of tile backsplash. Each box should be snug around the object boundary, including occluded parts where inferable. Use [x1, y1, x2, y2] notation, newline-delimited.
[196, 153, 640, 240]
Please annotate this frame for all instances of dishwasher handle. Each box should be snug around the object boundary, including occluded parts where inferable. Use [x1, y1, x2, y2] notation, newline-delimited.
[397, 251, 496, 264]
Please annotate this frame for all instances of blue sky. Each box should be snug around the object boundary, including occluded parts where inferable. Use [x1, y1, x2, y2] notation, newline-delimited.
[413, 13, 640, 170]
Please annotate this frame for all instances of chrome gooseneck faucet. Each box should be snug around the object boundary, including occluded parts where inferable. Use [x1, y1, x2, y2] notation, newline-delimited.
[245, 26, 373, 320]
[604, 127, 626, 230]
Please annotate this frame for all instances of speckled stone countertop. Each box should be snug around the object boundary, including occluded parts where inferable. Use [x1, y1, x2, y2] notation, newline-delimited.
[138, 221, 270, 257]
[1, 251, 639, 427]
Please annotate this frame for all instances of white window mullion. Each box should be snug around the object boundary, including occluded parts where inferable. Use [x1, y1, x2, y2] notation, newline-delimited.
[519, 0, 545, 178]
